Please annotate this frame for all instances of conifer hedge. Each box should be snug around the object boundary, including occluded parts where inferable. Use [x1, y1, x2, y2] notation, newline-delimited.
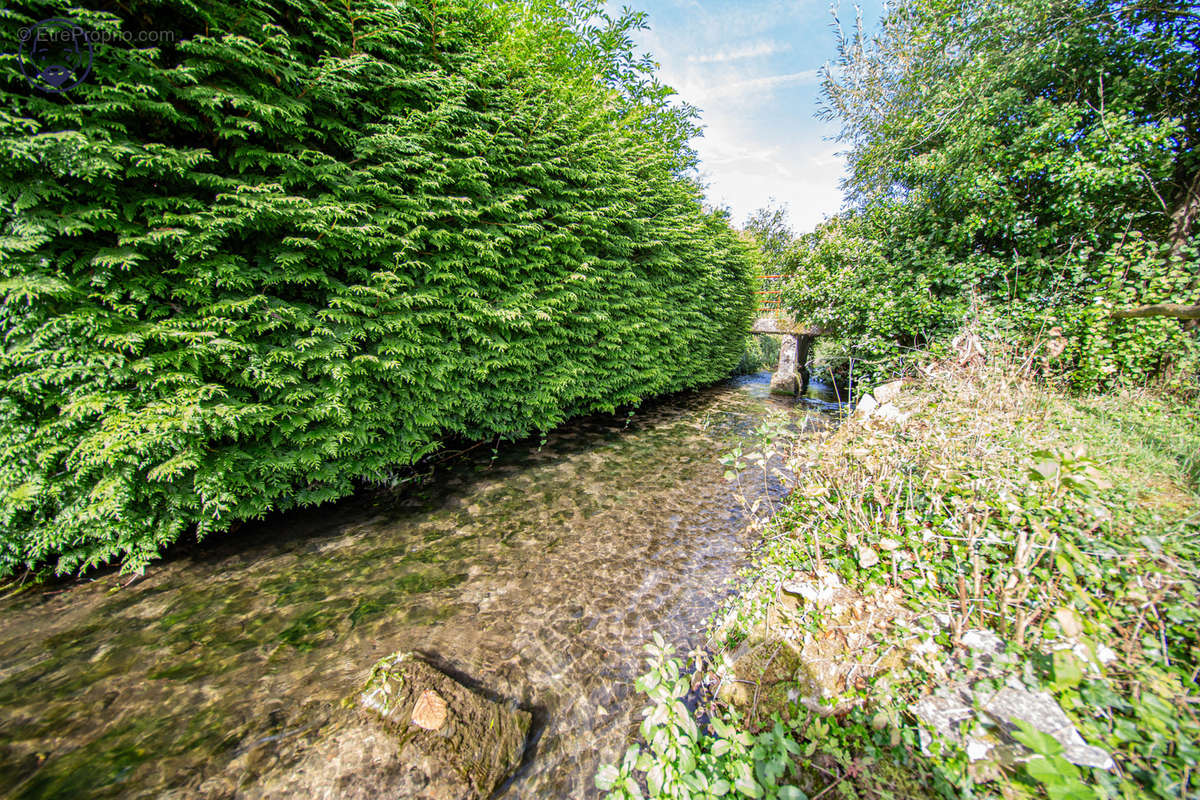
[0, 1, 755, 575]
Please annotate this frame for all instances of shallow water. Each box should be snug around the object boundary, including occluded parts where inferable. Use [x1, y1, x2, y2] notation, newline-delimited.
[0, 373, 841, 799]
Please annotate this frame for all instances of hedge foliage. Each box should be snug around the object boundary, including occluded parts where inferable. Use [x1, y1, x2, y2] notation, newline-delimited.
[0, 0, 755, 575]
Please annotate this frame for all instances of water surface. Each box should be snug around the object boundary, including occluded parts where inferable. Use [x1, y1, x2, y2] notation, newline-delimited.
[0, 373, 840, 799]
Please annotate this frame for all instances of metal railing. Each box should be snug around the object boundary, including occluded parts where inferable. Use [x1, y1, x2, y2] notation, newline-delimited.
[756, 274, 784, 314]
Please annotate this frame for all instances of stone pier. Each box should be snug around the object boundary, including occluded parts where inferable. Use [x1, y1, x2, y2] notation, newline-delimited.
[751, 317, 817, 397]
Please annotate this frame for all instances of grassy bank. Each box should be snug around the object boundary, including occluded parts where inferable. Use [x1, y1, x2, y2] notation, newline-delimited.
[598, 349, 1200, 800]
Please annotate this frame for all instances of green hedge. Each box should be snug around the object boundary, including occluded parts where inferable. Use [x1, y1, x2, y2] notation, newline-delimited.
[0, 0, 755, 575]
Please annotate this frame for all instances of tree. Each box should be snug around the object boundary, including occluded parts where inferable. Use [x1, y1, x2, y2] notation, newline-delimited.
[744, 201, 794, 267]
[792, 0, 1200, 388]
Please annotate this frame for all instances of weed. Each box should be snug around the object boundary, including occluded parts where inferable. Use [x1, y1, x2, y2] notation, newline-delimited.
[602, 348, 1200, 800]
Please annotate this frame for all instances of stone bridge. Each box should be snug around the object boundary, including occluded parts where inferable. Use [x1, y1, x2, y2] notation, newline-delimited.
[752, 274, 819, 396]
[751, 315, 819, 396]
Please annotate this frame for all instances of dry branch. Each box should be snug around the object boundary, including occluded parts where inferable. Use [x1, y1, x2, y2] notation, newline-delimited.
[1110, 303, 1200, 320]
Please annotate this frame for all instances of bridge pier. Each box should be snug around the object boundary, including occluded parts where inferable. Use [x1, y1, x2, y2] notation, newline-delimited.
[768, 334, 811, 396]
[750, 316, 818, 397]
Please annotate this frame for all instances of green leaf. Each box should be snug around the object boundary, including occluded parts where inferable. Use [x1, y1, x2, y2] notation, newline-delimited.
[677, 746, 696, 773]
[595, 765, 620, 791]
[647, 763, 664, 796]
[1052, 650, 1084, 689]
[734, 763, 762, 798]
[1011, 719, 1066, 758]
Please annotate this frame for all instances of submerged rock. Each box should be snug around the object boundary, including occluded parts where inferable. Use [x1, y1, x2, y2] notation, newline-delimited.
[244, 718, 468, 800]
[248, 653, 531, 800]
[359, 652, 532, 797]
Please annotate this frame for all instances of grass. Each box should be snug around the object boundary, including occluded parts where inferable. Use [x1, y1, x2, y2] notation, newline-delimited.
[599, 345, 1200, 800]
[1064, 392, 1200, 494]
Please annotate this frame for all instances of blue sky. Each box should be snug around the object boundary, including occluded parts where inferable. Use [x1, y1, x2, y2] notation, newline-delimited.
[605, 0, 886, 233]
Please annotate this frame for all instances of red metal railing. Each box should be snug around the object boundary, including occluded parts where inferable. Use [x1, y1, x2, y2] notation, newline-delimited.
[756, 274, 784, 314]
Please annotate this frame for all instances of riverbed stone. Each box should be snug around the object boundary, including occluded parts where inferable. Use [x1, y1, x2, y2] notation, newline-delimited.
[779, 570, 840, 609]
[360, 652, 532, 797]
[871, 379, 905, 405]
[871, 402, 908, 423]
[854, 393, 879, 417]
[247, 653, 531, 800]
[914, 682, 1113, 772]
[718, 572, 908, 720]
[981, 686, 1113, 769]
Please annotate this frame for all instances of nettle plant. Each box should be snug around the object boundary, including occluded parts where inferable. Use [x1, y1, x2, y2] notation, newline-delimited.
[595, 634, 807, 800]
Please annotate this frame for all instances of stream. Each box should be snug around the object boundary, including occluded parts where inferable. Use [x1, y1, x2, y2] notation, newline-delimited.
[0, 372, 842, 799]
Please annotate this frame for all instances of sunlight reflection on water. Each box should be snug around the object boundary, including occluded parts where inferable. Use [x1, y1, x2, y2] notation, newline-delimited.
[0, 372, 842, 799]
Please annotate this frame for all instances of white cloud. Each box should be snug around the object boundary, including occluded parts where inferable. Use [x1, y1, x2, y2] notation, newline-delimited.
[715, 0, 827, 39]
[614, 0, 868, 232]
[699, 69, 821, 101]
[696, 128, 848, 232]
[687, 40, 790, 63]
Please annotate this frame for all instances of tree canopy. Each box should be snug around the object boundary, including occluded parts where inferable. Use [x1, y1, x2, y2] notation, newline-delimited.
[783, 0, 1200, 389]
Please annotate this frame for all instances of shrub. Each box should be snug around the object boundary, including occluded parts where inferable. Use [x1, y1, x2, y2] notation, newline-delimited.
[0, 0, 755, 574]
[785, 0, 1200, 391]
